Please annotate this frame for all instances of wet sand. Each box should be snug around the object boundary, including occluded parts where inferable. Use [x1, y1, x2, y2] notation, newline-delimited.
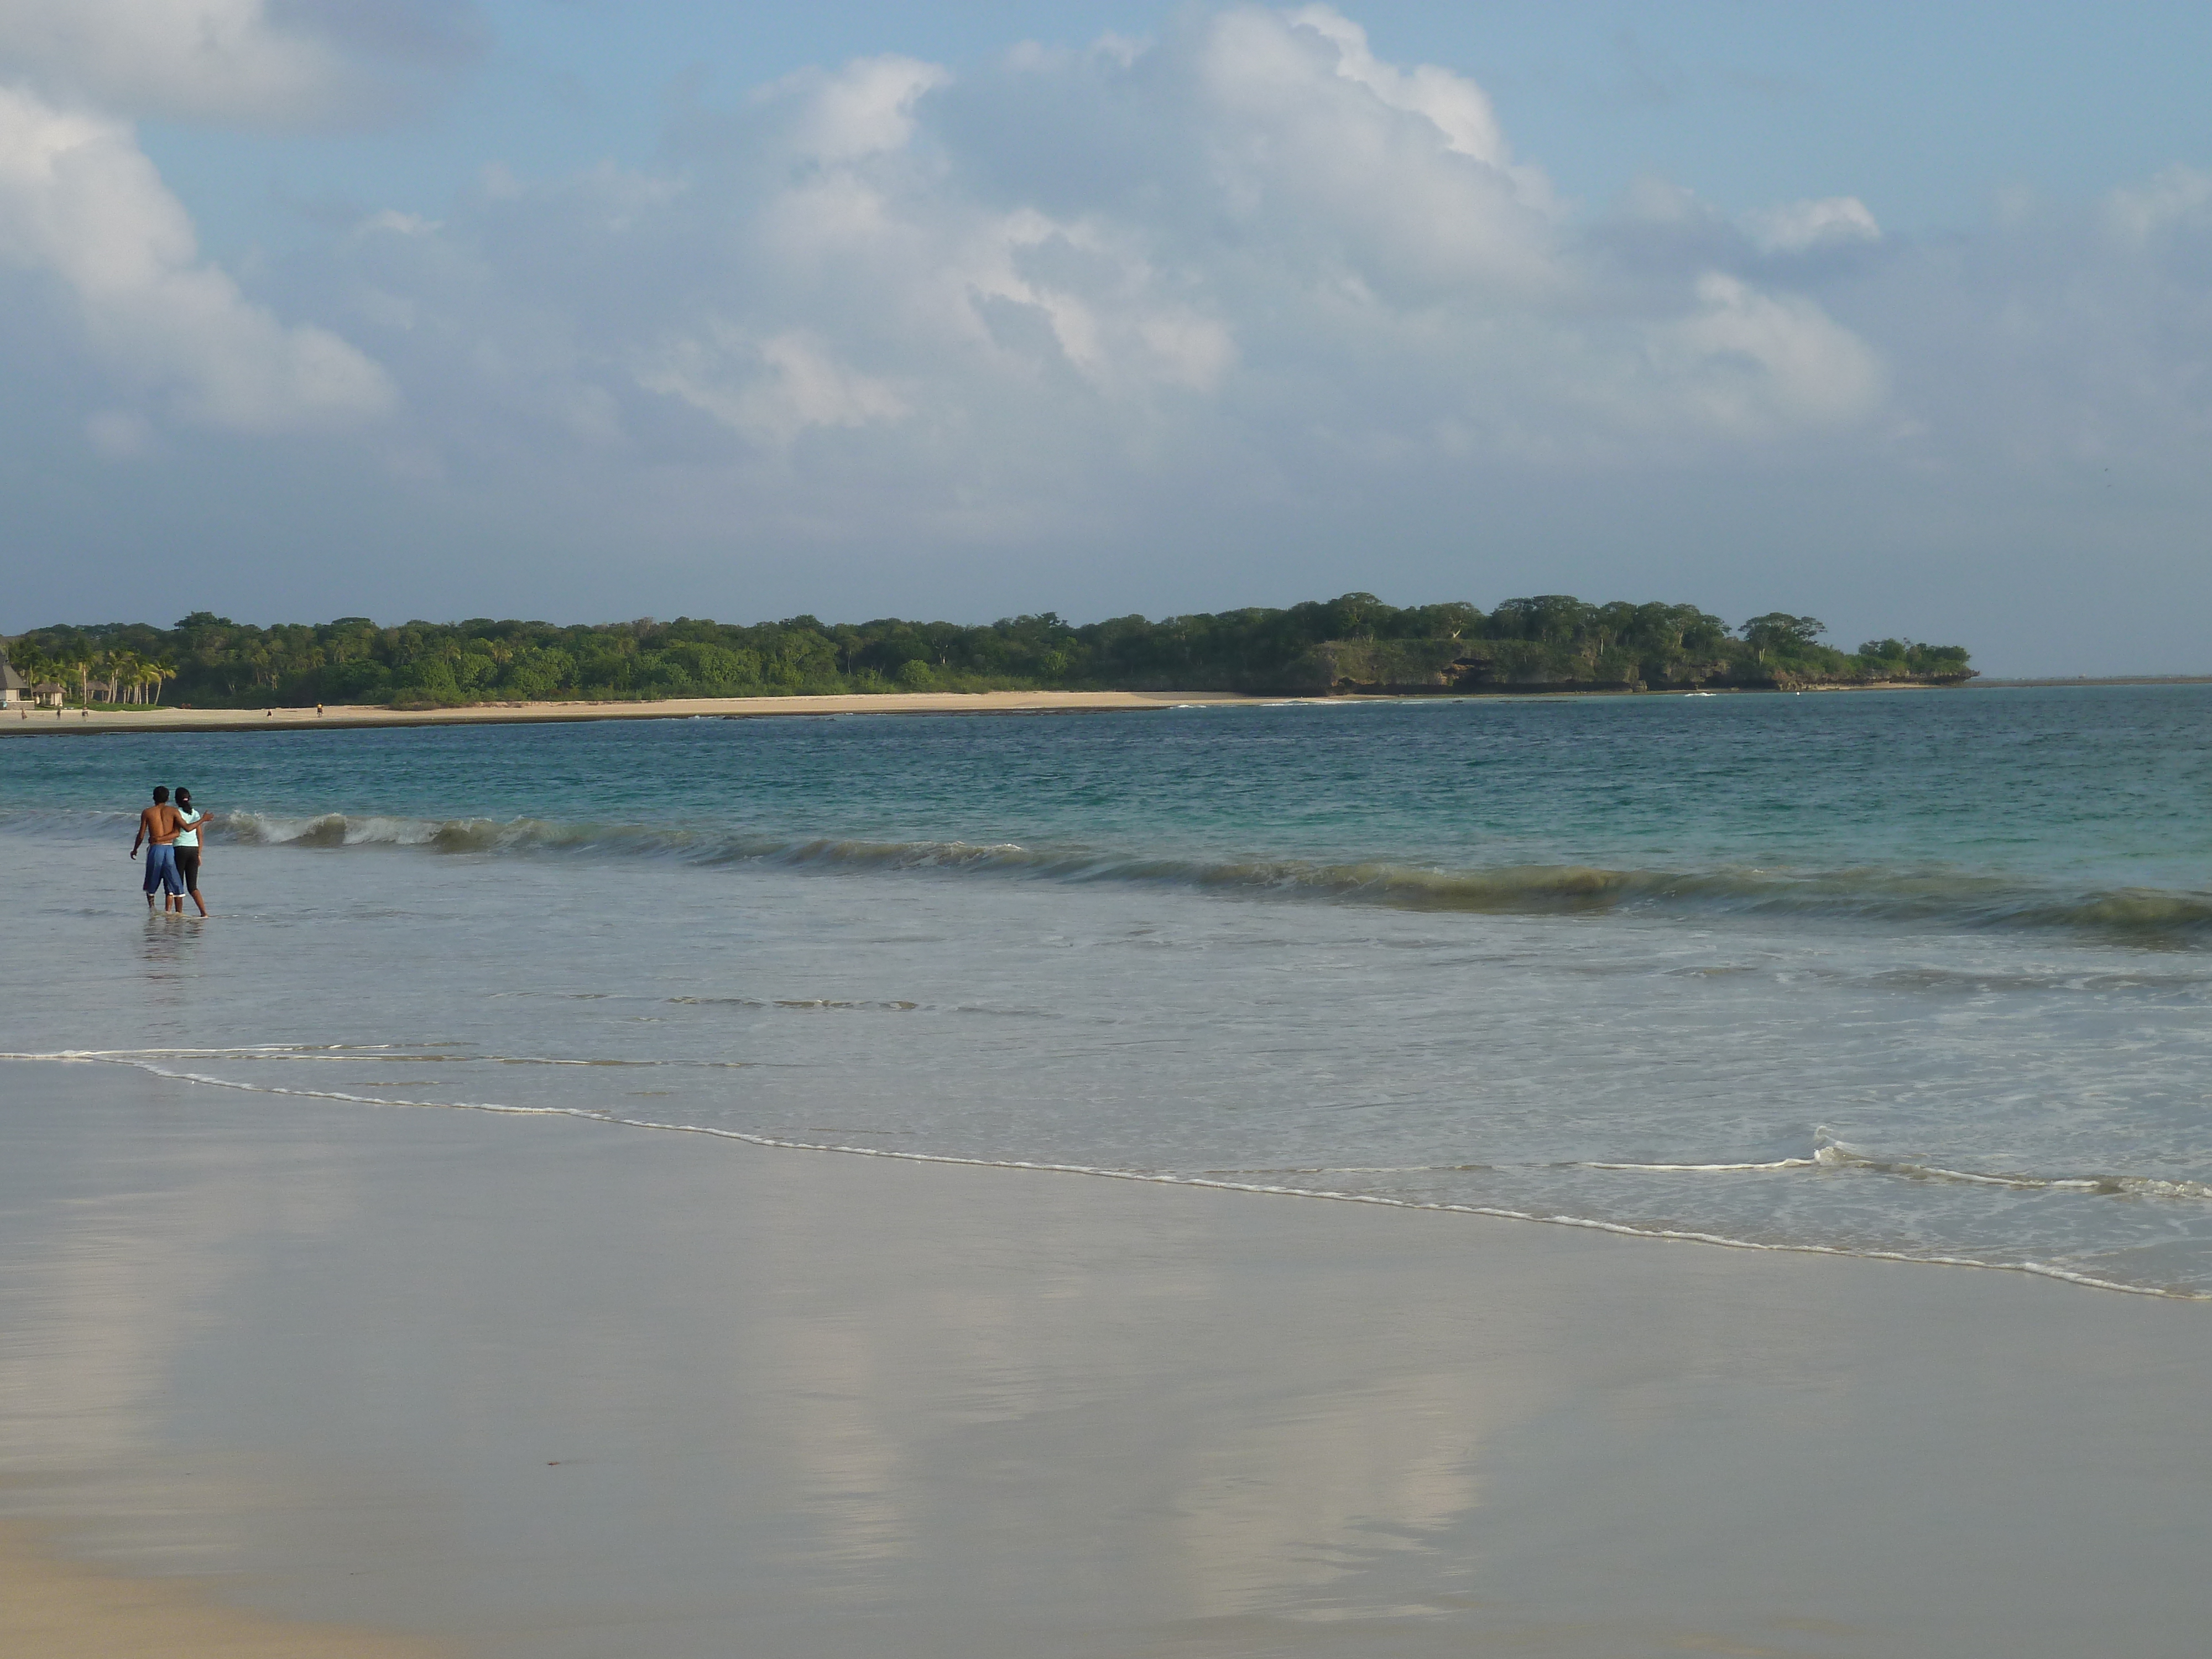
[4, 1058, 2210, 1658]
[1, 688, 1248, 737]
[0, 1519, 446, 1659]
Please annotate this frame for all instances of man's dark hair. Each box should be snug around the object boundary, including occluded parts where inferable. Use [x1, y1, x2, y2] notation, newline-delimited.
[153, 786, 169, 803]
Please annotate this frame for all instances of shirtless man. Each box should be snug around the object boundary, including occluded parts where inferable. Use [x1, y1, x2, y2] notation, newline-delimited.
[130, 786, 185, 911]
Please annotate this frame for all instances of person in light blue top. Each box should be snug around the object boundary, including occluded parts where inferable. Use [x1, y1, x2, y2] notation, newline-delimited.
[171, 786, 208, 916]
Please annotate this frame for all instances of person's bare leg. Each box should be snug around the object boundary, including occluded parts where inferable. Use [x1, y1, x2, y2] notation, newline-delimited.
[187, 885, 207, 917]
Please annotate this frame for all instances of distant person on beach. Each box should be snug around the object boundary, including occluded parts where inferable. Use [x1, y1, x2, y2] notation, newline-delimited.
[173, 787, 208, 916]
[129, 786, 183, 912]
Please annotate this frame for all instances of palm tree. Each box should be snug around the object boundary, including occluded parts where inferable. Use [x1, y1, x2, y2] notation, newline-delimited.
[139, 661, 176, 705]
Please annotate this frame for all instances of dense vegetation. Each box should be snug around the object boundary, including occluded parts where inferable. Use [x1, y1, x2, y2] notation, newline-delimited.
[2, 596, 1972, 708]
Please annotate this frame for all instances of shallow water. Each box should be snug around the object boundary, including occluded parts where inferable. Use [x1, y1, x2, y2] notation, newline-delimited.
[7, 687, 2212, 1293]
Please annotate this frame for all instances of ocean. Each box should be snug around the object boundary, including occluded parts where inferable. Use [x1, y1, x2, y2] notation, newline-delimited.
[8, 686, 2212, 1296]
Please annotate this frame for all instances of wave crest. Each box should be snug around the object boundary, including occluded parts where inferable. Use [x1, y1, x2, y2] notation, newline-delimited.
[1813, 1131, 2212, 1201]
[149, 810, 2212, 945]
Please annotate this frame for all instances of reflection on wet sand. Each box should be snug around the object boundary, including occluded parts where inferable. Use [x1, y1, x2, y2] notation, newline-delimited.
[0, 1520, 446, 1659]
[1171, 1368, 1500, 1621]
[133, 910, 210, 1016]
[5, 1060, 2212, 1658]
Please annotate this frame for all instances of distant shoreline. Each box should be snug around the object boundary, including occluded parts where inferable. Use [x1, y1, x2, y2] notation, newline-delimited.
[0, 679, 2025, 737]
[1968, 675, 2212, 687]
[0, 688, 1249, 736]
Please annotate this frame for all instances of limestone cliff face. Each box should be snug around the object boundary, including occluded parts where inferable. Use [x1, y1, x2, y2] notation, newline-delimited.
[1296, 639, 1473, 692]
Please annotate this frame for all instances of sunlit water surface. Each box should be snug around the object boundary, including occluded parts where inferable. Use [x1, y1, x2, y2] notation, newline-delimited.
[7, 687, 2212, 1293]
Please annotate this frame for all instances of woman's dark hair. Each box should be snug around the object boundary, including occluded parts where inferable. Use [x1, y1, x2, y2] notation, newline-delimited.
[175, 788, 191, 804]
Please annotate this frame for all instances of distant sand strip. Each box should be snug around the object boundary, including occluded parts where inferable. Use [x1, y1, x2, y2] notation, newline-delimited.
[0, 689, 1253, 737]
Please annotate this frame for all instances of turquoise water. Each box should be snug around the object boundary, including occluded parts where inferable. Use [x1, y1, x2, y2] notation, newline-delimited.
[8, 688, 2212, 1292]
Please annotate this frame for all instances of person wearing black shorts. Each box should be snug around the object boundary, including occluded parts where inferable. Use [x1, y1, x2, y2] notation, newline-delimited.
[173, 787, 208, 916]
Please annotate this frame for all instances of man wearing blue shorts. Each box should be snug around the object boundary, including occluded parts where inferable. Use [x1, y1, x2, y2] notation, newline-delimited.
[131, 786, 184, 910]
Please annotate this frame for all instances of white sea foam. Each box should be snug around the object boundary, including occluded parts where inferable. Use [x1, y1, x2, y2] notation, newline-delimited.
[4, 1049, 2195, 1300]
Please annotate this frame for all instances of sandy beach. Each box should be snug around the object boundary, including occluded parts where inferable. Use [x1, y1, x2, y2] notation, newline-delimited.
[0, 688, 1250, 737]
[0, 1519, 446, 1659]
[0, 681, 1981, 739]
[5, 1057, 2209, 1659]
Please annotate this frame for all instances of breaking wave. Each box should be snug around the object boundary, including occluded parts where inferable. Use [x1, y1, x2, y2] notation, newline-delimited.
[1809, 1132, 2212, 1201]
[13, 805, 2212, 945]
[1587, 1129, 2212, 1203]
[195, 808, 2212, 945]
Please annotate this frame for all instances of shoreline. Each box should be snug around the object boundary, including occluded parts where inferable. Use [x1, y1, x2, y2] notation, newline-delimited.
[0, 679, 1973, 738]
[1968, 674, 2212, 687]
[7, 1058, 2211, 1657]
[0, 688, 1250, 737]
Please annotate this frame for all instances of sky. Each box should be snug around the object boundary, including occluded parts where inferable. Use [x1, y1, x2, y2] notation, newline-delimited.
[2, 2, 2209, 673]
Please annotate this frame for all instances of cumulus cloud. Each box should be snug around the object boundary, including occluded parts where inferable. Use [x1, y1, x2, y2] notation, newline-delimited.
[8, 2, 2212, 672]
[780, 54, 950, 165]
[0, 0, 478, 127]
[1192, 6, 1563, 299]
[1286, 6, 1540, 191]
[0, 84, 394, 429]
[1746, 195, 1882, 254]
[1649, 273, 1884, 432]
[729, 7, 1870, 453]
[0, 4, 1890, 473]
[340, 2, 1872, 495]
[643, 326, 909, 444]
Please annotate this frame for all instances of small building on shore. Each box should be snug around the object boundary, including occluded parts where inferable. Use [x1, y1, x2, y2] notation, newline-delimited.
[0, 657, 26, 708]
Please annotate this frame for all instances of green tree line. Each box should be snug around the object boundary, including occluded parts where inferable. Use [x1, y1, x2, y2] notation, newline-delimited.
[1, 596, 1971, 708]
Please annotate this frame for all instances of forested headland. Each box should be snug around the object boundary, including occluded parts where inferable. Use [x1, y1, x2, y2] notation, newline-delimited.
[2, 595, 1973, 709]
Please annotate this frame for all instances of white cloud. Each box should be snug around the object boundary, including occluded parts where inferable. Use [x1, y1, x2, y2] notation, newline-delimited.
[1746, 195, 1882, 254]
[782, 54, 950, 165]
[1193, 6, 1561, 298]
[959, 210, 1236, 393]
[0, 0, 473, 127]
[212, 4, 1888, 496]
[354, 208, 440, 239]
[1650, 272, 1885, 433]
[0, 84, 394, 429]
[46, 3, 2212, 664]
[644, 325, 908, 445]
[0, 6, 1884, 475]
[2107, 165, 2212, 241]
[1286, 4, 1540, 196]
